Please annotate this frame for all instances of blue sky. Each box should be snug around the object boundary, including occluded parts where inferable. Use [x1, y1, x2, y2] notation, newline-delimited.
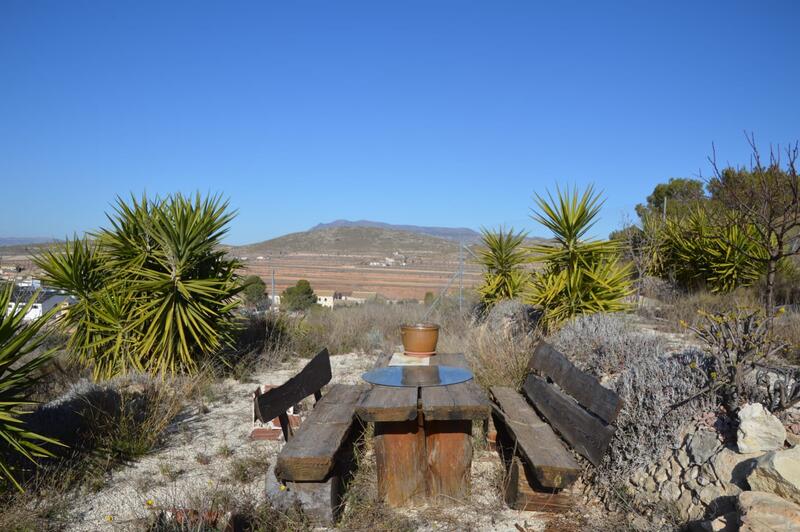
[1, 1, 798, 244]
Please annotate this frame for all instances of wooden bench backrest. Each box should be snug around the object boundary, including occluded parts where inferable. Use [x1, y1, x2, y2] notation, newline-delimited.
[524, 341, 622, 465]
[254, 348, 332, 426]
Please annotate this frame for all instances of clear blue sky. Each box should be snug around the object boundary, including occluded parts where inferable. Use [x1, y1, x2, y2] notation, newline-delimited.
[1, 1, 798, 244]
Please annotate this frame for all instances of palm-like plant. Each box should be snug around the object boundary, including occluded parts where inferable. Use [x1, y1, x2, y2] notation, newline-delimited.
[0, 284, 63, 491]
[657, 207, 768, 293]
[526, 186, 632, 329]
[35, 193, 242, 378]
[476, 227, 529, 306]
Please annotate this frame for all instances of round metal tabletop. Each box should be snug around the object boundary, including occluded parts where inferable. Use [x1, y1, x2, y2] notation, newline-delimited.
[361, 365, 474, 387]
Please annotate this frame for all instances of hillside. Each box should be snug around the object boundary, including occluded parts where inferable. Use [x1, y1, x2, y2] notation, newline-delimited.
[310, 220, 480, 243]
[230, 226, 462, 257]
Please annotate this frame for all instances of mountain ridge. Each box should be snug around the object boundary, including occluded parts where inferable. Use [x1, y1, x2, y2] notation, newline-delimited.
[310, 219, 480, 243]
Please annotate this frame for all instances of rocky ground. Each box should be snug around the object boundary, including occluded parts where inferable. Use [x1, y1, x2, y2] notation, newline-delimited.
[63, 353, 553, 531]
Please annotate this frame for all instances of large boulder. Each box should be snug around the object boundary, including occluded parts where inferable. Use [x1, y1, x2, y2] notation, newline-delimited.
[707, 447, 763, 489]
[747, 445, 800, 505]
[738, 490, 800, 531]
[737, 403, 786, 453]
[483, 299, 541, 337]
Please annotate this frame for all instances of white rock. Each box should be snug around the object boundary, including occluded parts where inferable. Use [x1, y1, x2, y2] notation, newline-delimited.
[654, 466, 669, 484]
[737, 403, 787, 453]
[739, 490, 800, 532]
[710, 447, 763, 488]
[747, 445, 800, 505]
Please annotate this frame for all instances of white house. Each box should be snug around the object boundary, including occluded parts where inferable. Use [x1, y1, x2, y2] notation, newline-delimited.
[316, 290, 337, 308]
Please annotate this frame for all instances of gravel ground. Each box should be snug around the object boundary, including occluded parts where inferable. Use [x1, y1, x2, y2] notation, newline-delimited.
[64, 352, 552, 531]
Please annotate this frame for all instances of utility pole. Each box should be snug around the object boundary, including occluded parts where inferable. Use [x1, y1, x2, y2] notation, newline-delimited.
[663, 197, 668, 221]
[458, 242, 464, 313]
[271, 269, 276, 310]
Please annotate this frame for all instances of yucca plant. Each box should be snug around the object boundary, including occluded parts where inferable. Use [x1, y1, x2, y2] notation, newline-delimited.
[657, 208, 768, 293]
[35, 193, 242, 378]
[0, 284, 63, 491]
[526, 186, 632, 329]
[476, 227, 529, 306]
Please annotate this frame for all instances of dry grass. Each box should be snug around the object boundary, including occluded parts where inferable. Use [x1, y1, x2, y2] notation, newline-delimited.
[0, 373, 198, 529]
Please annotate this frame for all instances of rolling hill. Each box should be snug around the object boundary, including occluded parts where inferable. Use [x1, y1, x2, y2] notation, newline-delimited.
[310, 220, 480, 243]
[230, 226, 463, 257]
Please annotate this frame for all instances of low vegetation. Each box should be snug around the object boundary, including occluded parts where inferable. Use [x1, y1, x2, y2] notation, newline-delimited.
[0, 284, 62, 491]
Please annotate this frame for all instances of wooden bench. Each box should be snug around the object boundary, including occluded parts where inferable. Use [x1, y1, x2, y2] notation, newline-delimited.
[253, 348, 366, 524]
[490, 341, 622, 512]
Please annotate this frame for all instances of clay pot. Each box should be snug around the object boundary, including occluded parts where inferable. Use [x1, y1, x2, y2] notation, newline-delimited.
[401, 323, 439, 357]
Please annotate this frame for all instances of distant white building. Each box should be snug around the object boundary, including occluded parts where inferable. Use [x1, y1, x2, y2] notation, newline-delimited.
[316, 290, 337, 308]
[342, 291, 378, 305]
[6, 290, 75, 322]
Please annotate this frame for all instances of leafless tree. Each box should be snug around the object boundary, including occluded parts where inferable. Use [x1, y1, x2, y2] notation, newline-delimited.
[707, 133, 800, 315]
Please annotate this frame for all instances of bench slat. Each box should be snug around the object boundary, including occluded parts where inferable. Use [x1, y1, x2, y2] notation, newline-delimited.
[522, 374, 615, 466]
[490, 386, 579, 489]
[527, 342, 622, 424]
[255, 348, 332, 423]
[277, 383, 365, 482]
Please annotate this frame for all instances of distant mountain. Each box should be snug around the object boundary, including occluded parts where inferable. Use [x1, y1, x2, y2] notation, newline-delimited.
[230, 226, 462, 256]
[0, 237, 57, 247]
[310, 220, 480, 243]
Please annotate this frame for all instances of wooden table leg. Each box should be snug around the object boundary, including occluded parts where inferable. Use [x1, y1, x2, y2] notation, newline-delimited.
[373, 417, 426, 506]
[424, 418, 473, 501]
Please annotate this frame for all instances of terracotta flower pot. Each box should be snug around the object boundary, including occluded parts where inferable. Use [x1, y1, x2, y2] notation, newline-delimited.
[401, 323, 439, 357]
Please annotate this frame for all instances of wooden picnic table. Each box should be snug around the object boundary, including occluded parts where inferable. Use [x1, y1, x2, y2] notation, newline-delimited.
[355, 353, 490, 506]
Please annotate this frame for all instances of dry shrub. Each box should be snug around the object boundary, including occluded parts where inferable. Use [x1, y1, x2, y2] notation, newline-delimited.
[549, 313, 663, 377]
[643, 288, 761, 332]
[549, 314, 713, 509]
[464, 326, 536, 390]
[304, 302, 425, 355]
[775, 310, 800, 364]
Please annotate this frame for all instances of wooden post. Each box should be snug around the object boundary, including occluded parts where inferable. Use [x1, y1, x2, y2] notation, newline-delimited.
[424, 418, 472, 501]
[373, 418, 426, 506]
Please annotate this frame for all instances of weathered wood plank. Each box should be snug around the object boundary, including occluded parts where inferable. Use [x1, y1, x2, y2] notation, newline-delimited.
[356, 386, 418, 422]
[503, 455, 575, 513]
[421, 383, 490, 421]
[490, 386, 579, 489]
[421, 353, 490, 421]
[308, 384, 368, 424]
[527, 342, 622, 424]
[254, 348, 332, 423]
[276, 383, 364, 482]
[522, 374, 615, 466]
[374, 418, 427, 506]
[277, 421, 356, 481]
[424, 419, 472, 500]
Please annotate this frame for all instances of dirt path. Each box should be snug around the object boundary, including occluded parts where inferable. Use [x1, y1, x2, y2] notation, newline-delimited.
[65, 353, 549, 531]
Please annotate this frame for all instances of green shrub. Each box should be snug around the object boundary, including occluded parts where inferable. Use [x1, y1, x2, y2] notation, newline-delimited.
[280, 279, 316, 311]
[0, 285, 63, 491]
[655, 208, 767, 293]
[35, 193, 242, 378]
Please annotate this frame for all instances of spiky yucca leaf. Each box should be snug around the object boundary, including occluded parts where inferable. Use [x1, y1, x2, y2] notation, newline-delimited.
[476, 228, 529, 306]
[0, 284, 64, 491]
[656, 208, 768, 292]
[35, 193, 242, 379]
[526, 186, 632, 329]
